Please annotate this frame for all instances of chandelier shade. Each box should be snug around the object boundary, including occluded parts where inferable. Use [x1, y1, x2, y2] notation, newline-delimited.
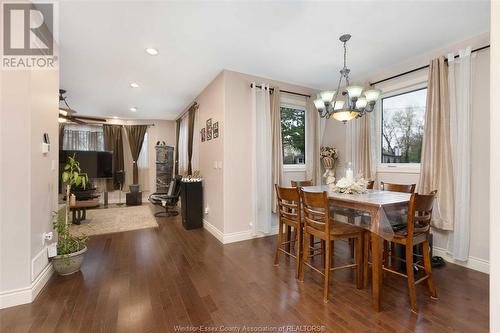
[314, 34, 382, 123]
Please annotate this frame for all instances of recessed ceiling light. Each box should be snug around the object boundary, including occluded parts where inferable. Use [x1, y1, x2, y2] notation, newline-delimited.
[145, 47, 159, 56]
[113, 116, 118, 119]
[130, 82, 139, 88]
[130, 107, 138, 112]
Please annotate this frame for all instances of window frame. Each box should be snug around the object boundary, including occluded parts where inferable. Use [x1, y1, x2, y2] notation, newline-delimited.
[377, 82, 427, 174]
[280, 98, 307, 172]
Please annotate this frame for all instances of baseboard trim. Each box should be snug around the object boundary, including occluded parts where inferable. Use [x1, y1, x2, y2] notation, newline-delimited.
[433, 246, 489, 274]
[203, 220, 278, 244]
[0, 262, 53, 309]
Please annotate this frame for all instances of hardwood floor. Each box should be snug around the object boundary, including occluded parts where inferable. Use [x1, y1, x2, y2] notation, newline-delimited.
[0, 212, 489, 332]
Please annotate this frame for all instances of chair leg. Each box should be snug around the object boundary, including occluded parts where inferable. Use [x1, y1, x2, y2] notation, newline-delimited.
[390, 242, 397, 271]
[331, 240, 335, 268]
[309, 235, 315, 255]
[323, 239, 331, 303]
[274, 222, 283, 266]
[405, 243, 418, 313]
[299, 229, 309, 282]
[321, 240, 326, 268]
[422, 239, 437, 298]
[295, 225, 302, 279]
[348, 216, 355, 258]
[355, 235, 363, 289]
[363, 232, 370, 288]
[285, 226, 291, 253]
[383, 240, 389, 268]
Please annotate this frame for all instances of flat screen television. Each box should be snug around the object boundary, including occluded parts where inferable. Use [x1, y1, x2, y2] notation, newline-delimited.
[60, 150, 113, 179]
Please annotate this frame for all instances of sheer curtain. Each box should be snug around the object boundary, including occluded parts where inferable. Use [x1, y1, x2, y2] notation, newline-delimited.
[137, 132, 149, 192]
[177, 115, 189, 175]
[63, 124, 104, 151]
[251, 83, 272, 235]
[306, 97, 321, 185]
[447, 47, 473, 260]
[345, 114, 375, 180]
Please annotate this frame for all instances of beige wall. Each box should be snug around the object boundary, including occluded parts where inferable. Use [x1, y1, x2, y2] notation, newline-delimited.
[0, 67, 59, 299]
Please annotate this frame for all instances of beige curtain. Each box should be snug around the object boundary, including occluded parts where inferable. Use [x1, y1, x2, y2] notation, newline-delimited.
[358, 113, 373, 180]
[122, 127, 134, 190]
[270, 87, 283, 213]
[418, 57, 454, 230]
[306, 97, 321, 185]
[174, 118, 181, 175]
[125, 125, 148, 184]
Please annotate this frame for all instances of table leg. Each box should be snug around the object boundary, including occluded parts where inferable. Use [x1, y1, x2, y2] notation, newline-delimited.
[371, 232, 382, 311]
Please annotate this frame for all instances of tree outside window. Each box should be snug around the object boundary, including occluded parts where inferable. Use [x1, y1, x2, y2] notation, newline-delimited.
[281, 106, 306, 165]
[381, 88, 426, 164]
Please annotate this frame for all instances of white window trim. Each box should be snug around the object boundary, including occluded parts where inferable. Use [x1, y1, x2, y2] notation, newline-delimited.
[376, 81, 427, 174]
[280, 99, 307, 172]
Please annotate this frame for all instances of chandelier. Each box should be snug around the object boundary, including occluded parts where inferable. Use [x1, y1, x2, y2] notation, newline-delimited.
[314, 34, 381, 123]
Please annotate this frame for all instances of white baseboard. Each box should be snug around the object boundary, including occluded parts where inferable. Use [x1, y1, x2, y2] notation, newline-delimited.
[0, 262, 53, 309]
[203, 219, 278, 244]
[433, 246, 489, 274]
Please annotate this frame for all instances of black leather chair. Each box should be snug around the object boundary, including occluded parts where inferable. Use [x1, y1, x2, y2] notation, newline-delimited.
[149, 176, 182, 217]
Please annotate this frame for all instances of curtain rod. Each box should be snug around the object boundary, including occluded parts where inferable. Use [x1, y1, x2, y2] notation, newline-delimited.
[250, 83, 311, 98]
[176, 102, 199, 121]
[370, 44, 490, 86]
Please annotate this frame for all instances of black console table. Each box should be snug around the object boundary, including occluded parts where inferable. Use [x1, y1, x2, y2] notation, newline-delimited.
[180, 181, 203, 230]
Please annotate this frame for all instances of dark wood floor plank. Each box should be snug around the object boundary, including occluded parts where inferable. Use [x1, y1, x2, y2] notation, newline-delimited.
[0, 208, 489, 333]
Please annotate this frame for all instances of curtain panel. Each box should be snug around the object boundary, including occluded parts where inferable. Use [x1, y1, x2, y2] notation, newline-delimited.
[177, 115, 189, 175]
[306, 97, 322, 185]
[447, 48, 473, 260]
[187, 103, 198, 175]
[270, 87, 283, 213]
[125, 125, 148, 184]
[251, 83, 273, 234]
[62, 124, 104, 151]
[418, 57, 454, 230]
[103, 125, 124, 191]
[174, 118, 181, 175]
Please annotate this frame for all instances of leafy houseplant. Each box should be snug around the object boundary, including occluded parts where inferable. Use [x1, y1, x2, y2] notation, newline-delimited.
[52, 154, 89, 275]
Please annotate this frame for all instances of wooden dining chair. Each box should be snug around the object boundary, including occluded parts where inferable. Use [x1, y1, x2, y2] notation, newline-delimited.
[298, 189, 364, 303]
[378, 191, 438, 312]
[380, 181, 416, 193]
[274, 185, 302, 278]
[291, 180, 316, 256]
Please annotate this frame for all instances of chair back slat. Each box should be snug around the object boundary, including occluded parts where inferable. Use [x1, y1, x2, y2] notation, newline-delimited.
[381, 182, 416, 193]
[291, 180, 313, 188]
[406, 191, 436, 237]
[300, 190, 330, 234]
[275, 185, 301, 224]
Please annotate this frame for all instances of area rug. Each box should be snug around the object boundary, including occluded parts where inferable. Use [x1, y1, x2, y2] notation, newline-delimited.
[70, 204, 158, 237]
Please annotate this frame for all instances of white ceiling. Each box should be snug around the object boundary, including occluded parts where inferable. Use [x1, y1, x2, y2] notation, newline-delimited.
[59, 1, 490, 120]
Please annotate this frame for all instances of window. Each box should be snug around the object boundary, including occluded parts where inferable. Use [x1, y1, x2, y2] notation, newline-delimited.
[381, 88, 426, 164]
[281, 105, 306, 165]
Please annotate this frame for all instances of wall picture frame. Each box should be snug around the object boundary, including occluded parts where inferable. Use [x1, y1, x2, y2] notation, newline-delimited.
[213, 122, 219, 138]
[206, 118, 213, 141]
[201, 128, 206, 142]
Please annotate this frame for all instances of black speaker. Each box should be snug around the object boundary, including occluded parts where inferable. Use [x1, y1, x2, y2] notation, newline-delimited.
[180, 181, 203, 230]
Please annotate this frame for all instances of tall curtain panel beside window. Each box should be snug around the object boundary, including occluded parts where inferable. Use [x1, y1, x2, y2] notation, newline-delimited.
[251, 83, 272, 234]
[103, 125, 124, 190]
[447, 48, 473, 260]
[418, 57, 454, 231]
[306, 97, 321, 185]
[177, 115, 189, 175]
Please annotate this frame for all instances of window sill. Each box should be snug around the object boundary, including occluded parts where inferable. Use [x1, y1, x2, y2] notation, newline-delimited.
[377, 164, 420, 174]
[283, 164, 307, 172]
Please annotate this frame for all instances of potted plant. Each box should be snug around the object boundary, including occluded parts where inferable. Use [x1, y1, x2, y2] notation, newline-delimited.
[52, 154, 89, 275]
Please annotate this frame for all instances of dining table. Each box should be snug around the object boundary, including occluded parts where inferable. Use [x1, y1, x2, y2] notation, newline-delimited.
[302, 185, 412, 312]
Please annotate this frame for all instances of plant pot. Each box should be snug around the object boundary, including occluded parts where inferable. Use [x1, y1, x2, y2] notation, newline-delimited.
[52, 246, 87, 276]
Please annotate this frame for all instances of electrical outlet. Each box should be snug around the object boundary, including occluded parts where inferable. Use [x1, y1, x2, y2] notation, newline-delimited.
[204, 206, 210, 214]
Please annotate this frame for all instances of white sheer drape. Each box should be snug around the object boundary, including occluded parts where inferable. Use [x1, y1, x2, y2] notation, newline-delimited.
[447, 47, 473, 261]
[251, 83, 272, 235]
[306, 97, 322, 185]
[137, 132, 149, 192]
[191, 109, 200, 172]
[178, 115, 189, 175]
[345, 113, 376, 180]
